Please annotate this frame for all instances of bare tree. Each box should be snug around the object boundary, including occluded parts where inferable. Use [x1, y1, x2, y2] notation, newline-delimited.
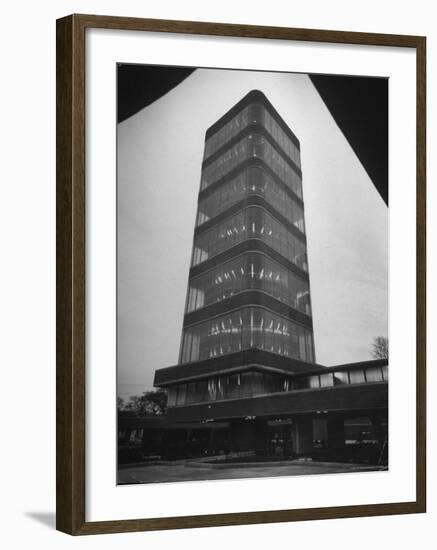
[371, 336, 389, 360]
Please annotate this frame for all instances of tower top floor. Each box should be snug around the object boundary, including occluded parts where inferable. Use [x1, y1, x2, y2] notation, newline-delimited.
[205, 89, 301, 150]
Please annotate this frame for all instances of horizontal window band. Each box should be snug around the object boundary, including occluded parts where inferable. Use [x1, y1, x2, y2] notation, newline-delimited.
[198, 157, 304, 207]
[194, 196, 306, 243]
[189, 239, 310, 281]
[154, 348, 324, 387]
[157, 360, 388, 387]
[202, 123, 301, 177]
[187, 248, 309, 284]
[154, 353, 387, 387]
[182, 291, 313, 330]
[154, 363, 300, 386]
[205, 89, 301, 149]
[167, 380, 389, 408]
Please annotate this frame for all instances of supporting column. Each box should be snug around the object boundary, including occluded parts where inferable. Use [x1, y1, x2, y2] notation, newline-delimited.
[369, 414, 384, 446]
[254, 418, 269, 455]
[228, 418, 269, 455]
[229, 419, 255, 453]
[369, 414, 388, 465]
[184, 428, 192, 457]
[292, 416, 314, 456]
[327, 416, 345, 453]
[208, 427, 215, 456]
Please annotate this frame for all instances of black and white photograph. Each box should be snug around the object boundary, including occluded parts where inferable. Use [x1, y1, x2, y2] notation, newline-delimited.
[1, 0, 431, 544]
[116, 65, 389, 485]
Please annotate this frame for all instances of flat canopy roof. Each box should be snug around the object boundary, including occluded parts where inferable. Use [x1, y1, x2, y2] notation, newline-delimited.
[154, 349, 387, 387]
[154, 348, 324, 387]
[204, 89, 301, 148]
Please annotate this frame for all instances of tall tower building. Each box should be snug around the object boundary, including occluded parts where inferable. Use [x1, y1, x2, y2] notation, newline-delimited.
[156, 90, 317, 415]
[182, 89, 314, 366]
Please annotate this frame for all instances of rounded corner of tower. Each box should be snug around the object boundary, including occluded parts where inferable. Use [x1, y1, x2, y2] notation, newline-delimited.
[247, 89, 267, 100]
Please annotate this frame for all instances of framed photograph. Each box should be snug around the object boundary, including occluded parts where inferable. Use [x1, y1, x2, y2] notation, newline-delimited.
[56, 14, 426, 535]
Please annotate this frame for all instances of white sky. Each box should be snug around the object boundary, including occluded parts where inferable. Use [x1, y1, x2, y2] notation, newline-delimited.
[117, 68, 388, 399]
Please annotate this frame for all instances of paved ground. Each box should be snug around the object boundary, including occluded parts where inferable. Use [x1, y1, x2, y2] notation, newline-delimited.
[118, 460, 384, 485]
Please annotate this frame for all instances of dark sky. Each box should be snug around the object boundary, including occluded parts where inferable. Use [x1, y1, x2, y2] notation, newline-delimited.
[117, 65, 388, 205]
[310, 75, 388, 205]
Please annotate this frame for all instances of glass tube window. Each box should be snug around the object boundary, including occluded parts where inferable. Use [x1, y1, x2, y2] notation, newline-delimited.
[349, 369, 366, 384]
[168, 363, 388, 407]
[293, 375, 320, 390]
[203, 105, 251, 160]
[192, 206, 308, 270]
[333, 371, 350, 385]
[196, 166, 305, 232]
[204, 102, 301, 169]
[186, 253, 311, 315]
[171, 371, 290, 406]
[320, 372, 334, 387]
[365, 366, 384, 382]
[180, 307, 314, 363]
[250, 102, 301, 168]
[201, 133, 302, 198]
[201, 135, 252, 190]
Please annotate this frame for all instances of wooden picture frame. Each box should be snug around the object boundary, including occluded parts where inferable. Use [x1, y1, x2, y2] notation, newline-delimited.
[56, 13, 426, 535]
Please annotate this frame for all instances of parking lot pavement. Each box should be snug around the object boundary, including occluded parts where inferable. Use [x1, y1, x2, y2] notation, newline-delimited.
[117, 460, 383, 485]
